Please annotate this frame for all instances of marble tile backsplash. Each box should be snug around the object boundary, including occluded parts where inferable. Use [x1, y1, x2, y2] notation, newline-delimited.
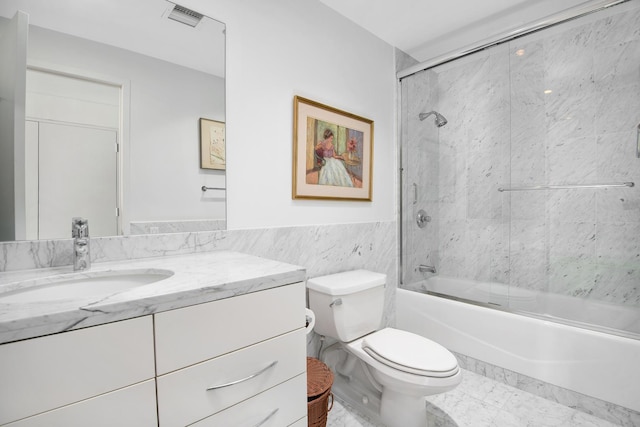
[0, 221, 397, 325]
[129, 219, 226, 235]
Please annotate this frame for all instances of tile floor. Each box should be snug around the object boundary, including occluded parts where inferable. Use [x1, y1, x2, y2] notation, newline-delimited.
[326, 369, 620, 427]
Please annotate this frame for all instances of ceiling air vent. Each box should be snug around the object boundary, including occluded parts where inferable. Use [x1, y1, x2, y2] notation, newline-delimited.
[167, 4, 203, 27]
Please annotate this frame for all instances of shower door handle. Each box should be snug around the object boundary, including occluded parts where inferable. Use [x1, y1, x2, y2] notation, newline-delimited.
[636, 123, 639, 158]
[412, 183, 418, 204]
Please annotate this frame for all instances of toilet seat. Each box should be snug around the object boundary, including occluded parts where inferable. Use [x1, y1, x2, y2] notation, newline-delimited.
[362, 328, 459, 378]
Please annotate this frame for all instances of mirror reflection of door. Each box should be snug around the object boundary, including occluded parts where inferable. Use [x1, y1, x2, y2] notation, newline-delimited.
[25, 69, 121, 239]
[36, 122, 118, 239]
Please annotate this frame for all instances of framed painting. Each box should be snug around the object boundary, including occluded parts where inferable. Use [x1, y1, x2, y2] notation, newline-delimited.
[200, 118, 226, 170]
[292, 96, 374, 201]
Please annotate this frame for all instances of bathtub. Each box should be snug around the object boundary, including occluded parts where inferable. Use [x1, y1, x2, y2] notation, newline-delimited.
[417, 276, 640, 335]
[396, 285, 640, 413]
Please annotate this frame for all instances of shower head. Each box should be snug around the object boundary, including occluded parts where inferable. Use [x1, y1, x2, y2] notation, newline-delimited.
[419, 110, 448, 127]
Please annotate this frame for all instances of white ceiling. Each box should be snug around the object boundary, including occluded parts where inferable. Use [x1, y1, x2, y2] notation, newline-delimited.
[318, 0, 598, 63]
[0, 0, 611, 77]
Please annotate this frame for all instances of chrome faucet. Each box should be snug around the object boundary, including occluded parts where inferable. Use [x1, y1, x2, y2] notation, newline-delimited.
[418, 264, 436, 274]
[72, 217, 90, 271]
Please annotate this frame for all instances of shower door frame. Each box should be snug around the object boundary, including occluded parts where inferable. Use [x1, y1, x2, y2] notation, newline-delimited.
[397, 0, 627, 81]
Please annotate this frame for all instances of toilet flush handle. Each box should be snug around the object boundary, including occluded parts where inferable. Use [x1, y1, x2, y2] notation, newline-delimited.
[329, 298, 343, 308]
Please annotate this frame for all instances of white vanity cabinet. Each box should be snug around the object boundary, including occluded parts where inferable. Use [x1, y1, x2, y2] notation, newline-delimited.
[0, 316, 156, 426]
[155, 282, 307, 427]
[0, 276, 308, 426]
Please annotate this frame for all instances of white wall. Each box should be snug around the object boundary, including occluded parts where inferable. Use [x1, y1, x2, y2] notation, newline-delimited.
[183, 0, 397, 230]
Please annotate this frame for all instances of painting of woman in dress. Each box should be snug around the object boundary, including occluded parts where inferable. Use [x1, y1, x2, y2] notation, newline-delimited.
[306, 118, 363, 188]
[293, 95, 372, 201]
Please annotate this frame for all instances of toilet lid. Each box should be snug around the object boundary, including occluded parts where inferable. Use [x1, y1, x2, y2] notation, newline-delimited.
[362, 328, 459, 378]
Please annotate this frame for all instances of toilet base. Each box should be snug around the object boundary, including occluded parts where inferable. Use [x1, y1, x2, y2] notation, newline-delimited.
[380, 388, 427, 427]
[322, 346, 384, 423]
[322, 341, 459, 427]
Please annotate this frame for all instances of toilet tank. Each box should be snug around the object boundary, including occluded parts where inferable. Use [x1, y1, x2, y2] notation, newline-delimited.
[307, 270, 386, 342]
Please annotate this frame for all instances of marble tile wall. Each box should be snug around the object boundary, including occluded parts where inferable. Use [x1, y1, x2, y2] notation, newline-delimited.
[401, 44, 511, 286]
[0, 221, 397, 354]
[401, 2, 640, 307]
[0, 222, 394, 277]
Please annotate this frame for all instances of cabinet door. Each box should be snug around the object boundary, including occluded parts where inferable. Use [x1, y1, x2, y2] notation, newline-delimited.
[0, 316, 154, 425]
[157, 328, 306, 427]
[155, 282, 305, 374]
[190, 374, 306, 427]
[5, 380, 157, 427]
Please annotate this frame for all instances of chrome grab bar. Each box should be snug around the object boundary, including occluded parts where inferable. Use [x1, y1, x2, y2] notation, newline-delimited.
[201, 185, 226, 191]
[206, 361, 278, 391]
[498, 182, 634, 192]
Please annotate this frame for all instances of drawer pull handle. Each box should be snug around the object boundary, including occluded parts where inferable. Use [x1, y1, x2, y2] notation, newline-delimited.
[253, 408, 279, 427]
[206, 361, 278, 391]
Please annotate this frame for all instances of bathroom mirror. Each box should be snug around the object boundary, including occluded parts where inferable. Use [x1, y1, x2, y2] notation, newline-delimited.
[0, 0, 226, 242]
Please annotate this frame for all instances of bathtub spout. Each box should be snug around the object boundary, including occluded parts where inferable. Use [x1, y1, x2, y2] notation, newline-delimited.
[419, 264, 436, 274]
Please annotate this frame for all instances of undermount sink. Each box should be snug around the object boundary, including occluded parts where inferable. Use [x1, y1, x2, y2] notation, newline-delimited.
[0, 269, 174, 304]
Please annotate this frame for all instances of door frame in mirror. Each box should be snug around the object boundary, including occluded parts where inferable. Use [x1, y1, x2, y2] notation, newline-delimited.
[26, 61, 130, 238]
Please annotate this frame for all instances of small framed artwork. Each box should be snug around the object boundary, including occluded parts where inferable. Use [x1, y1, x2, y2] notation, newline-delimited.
[200, 118, 226, 170]
[292, 96, 374, 201]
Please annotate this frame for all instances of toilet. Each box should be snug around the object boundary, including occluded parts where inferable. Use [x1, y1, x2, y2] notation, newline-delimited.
[307, 270, 461, 427]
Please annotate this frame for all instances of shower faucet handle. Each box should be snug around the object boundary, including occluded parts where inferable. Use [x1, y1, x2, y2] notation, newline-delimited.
[416, 209, 431, 228]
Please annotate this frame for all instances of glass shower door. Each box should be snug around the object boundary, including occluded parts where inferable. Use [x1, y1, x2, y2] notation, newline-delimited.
[400, 0, 640, 337]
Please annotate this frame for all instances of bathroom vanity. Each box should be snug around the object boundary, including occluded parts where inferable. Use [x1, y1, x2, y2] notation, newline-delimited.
[0, 251, 308, 426]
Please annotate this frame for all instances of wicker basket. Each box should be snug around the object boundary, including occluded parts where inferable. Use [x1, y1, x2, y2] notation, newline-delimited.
[307, 357, 334, 427]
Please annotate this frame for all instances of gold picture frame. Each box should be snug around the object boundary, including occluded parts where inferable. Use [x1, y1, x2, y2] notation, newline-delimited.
[200, 118, 226, 170]
[292, 96, 373, 201]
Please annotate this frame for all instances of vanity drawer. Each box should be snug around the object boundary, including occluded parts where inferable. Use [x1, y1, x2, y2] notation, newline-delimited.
[154, 282, 305, 374]
[4, 379, 157, 427]
[190, 373, 307, 427]
[156, 328, 306, 427]
[0, 316, 154, 425]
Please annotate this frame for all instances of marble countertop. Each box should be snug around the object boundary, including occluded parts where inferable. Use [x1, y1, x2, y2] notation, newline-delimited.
[0, 251, 306, 345]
